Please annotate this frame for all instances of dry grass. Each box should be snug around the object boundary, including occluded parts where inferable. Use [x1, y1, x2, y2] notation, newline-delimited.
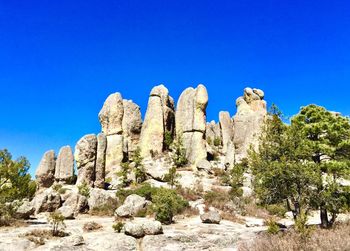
[238, 222, 350, 251]
[90, 203, 118, 216]
[83, 221, 103, 232]
[176, 186, 202, 201]
[21, 229, 68, 246]
[180, 207, 200, 217]
[221, 212, 245, 224]
[242, 198, 271, 220]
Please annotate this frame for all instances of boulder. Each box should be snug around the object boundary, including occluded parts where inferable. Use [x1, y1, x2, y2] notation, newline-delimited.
[87, 188, 118, 210]
[122, 100, 142, 154]
[54, 146, 75, 184]
[95, 133, 107, 189]
[115, 194, 148, 218]
[139, 85, 175, 158]
[143, 157, 171, 181]
[35, 150, 56, 188]
[75, 134, 97, 187]
[124, 218, 163, 238]
[176, 84, 208, 164]
[58, 193, 88, 219]
[196, 159, 212, 174]
[32, 189, 62, 214]
[233, 87, 267, 162]
[15, 200, 34, 219]
[200, 210, 222, 224]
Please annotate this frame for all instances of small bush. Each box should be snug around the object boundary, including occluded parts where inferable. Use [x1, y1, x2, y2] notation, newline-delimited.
[152, 187, 188, 224]
[207, 137, 213, 146]
[48, 211, 65, 237]
[116, 183, 157, 203]
[77, 181, 90, 198]
[117, 162, 131, 188]
[213, 137, 222, 146]
[90, 203, 118, 217]
[164, 166, 180, 188]
[266, 219, 280, 235]
[265, 204, 287, 218]
[164, 131, 174, 150]
[171, 135, 188, 168]
[113, 222, 125, 233]
[204, 189, 231, 210]
[52, 184, 63, 192]
[176, 186, 202, 201]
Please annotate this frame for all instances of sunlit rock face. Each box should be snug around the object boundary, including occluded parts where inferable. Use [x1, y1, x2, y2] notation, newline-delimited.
[233, 87, 267, 162]
[139, 85, 175, 158]
[176, 84, 208, 165]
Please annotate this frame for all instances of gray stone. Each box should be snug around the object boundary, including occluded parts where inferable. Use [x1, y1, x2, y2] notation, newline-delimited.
[200, 210, 222, 224]
[15, 200, 34, 219]
[58, 193, 88, 219]
[196, 159, 212, 174]
[75, 134, 97, 187]
[35, 150, 56, 188]
[87, 188, 118, 211]
[115, 194, 148, 218]
[206, 121, 221, 144]
[124, 218, 163, 238]
[55, 146, 75, 184]
[32, 189, 62, 214]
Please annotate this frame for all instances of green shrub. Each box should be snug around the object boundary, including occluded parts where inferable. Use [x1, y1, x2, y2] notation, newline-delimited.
[48, 212, 65, 236]
[116, 183, 157, 203]
[207, 137, 213, 146]
[77, 181, 90, 198]
[164, 131, 174, 150]
[112, 222, 125, 233]
[164, 166, 181, 188]
[266, 219, 280, 235]
[213, 137, 222, 146]
[171, 135, 188, 168]
[117, 162, 131, 188]
[152, 187, 188, 224]
[265, 204, 288, 218]
[131, 148, 147, 184]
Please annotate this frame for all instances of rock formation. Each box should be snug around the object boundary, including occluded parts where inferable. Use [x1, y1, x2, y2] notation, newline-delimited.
[139, 85, 175, 158]
[54, 146, 74, 184]
[219, 111, 234, 154]
[205, 121, 221, 144]
[176, 84, 208, 164]
[233, 87, 267, 162]
[35, 150, 56, 188]
[75, 134, 98, 187]
[95, 133, 107, 188]
[98, 93, 124, 177]
[122, 100, 142, 154]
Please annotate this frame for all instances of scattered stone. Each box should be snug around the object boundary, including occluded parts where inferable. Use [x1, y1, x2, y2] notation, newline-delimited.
[115, 194, 148, 218]
[15, 200, 35, 219]
[196, 159, 212, 174]
[124, 218, 163, 238]
[200, 210, 222, 224]
[87, 188, 118, 210]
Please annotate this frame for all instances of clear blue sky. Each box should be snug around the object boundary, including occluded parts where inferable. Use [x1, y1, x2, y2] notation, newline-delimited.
[1, 0, 349, 177]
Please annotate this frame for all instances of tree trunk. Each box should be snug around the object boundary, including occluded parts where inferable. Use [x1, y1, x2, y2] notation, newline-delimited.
[320, 207, 329, 228]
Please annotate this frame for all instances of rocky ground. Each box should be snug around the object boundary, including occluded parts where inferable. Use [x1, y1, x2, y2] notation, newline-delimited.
[0, 215, 266, 251]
